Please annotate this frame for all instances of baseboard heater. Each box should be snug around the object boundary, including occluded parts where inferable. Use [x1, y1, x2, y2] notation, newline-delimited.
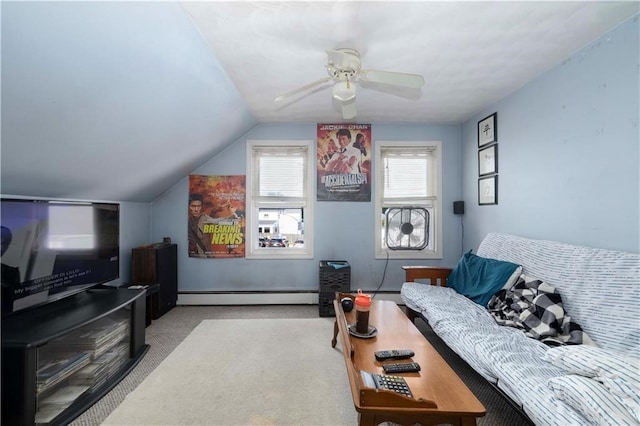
[177, 290, 402, 306]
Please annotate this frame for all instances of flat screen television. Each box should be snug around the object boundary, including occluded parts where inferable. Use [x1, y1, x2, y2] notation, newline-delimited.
[1, 198, 120, 317]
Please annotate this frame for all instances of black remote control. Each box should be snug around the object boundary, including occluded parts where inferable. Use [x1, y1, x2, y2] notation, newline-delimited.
[382, 362, 421, 374]
[374, 349, 415, 361]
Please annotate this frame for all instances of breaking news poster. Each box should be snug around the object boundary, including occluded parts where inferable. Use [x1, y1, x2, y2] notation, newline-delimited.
[188, 175, 246, 258]
[317, 123, 371, 201]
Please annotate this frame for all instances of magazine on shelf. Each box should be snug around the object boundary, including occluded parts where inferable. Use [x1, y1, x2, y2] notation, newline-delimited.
[74, 317, 128, 347]
[39, 384, 90, 407]
[37, 352, 90, 381]
[47, 317, 129, 359]
[36, 351, 91, 395]
[35, 404, 67, 425]
[104, 342, 130, 378]
[69, 341, 130, 392]
[70, 348, 117, 386]
[70, 374, 108, 392]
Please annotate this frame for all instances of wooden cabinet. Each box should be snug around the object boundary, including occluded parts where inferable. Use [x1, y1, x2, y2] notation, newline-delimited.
[132, 243, 177, 319]
[1, 289, 148, 426]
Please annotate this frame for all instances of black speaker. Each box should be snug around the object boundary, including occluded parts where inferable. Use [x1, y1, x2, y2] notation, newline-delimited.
[453, 201, 465, 215]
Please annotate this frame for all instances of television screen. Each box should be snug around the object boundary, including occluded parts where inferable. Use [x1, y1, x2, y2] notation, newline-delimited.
[1, 198, 120, 316]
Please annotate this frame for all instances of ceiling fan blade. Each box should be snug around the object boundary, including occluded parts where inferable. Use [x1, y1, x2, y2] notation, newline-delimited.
[340, 98, 357, 119]
[274, 77, 332, 102]
[359, 69, 425, 89]
[358, 80, 422, 101]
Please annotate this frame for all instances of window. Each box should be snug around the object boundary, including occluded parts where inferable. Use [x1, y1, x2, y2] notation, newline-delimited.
[374, 141, 442, 259]
[246, 140, 314, 259]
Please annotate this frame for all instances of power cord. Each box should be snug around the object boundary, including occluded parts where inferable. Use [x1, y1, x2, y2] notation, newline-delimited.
[371, 250, 390, 300]
[460, 215, 465, 258]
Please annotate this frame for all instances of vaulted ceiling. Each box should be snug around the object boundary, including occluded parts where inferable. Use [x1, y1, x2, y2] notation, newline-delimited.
[2, 1, 637, 202]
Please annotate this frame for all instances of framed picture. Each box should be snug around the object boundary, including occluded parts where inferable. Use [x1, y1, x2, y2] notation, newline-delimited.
[478, 112, 497, 147]
[478, 144, 497, 176]
[478, 175, 498, 205]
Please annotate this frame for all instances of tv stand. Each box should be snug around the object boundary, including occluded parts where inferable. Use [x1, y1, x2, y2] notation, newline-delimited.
[1, 288, 148, 425]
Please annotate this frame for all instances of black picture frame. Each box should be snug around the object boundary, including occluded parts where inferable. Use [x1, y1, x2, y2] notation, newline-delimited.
[478, 112, 497, 148]
[478, 175, 498, 205]
[478, 144, 498, 176]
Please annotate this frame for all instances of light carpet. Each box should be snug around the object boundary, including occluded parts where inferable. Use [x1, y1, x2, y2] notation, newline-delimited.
[101, 318, 358, 425]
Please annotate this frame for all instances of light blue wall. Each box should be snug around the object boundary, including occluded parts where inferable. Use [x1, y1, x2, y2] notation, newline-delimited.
[151, 123, 462, 293]
[461, 15, 639, 253]
[119, 202, 152, 284]
[151, 15, 639, 295]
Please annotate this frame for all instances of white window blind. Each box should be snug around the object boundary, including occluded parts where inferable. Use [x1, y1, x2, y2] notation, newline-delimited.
[255, 148, 306, 199]
[382, 147, 436, 200]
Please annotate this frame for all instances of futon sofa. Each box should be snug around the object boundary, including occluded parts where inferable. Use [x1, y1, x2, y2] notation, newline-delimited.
[401, 232, 639, 426]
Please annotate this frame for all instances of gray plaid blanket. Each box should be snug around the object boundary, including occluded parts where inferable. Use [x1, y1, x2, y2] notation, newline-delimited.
[487, 275, 595, 346]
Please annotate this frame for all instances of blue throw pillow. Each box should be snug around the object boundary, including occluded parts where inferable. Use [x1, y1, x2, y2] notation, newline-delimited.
[448, 250, 521, 307]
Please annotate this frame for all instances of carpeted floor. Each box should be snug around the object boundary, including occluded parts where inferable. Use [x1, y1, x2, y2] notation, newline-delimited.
[71, 304, 533, 426]
[101, 318, 357, 425]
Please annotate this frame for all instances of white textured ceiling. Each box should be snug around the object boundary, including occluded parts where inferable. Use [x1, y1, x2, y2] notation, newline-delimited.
[183, 1, 639, 123]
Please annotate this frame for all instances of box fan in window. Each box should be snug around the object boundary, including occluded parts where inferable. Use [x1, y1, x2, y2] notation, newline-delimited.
[385, 207, 429, 250]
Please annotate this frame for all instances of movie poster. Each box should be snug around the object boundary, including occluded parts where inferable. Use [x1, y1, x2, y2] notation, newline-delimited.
[317, 123, 371, 201]
[188, 175, 246, 258]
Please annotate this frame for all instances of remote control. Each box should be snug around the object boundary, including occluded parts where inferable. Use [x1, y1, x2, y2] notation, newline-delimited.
[374, 349, 415, 361]
[382, 362, 421, 374]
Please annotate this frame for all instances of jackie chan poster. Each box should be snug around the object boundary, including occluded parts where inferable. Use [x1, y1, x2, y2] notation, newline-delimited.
[317, 123, 371, 201]
[188, 175, 246, 258]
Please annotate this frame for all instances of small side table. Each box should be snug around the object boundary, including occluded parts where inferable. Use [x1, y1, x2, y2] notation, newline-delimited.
[126, 283, 160, 327]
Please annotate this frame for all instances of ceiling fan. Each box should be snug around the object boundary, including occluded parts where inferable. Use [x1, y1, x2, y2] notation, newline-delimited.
[274, 48, 425, 119]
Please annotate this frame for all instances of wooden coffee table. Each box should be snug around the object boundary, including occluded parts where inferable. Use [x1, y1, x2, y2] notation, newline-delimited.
[331, 294, 485, 426]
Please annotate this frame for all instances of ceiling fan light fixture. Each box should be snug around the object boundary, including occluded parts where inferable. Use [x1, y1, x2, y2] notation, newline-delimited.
[273, 48, 425, 118]
[332, 79, 356, 102]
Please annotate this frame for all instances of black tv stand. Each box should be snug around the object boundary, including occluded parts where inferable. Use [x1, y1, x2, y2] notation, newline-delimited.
[1, 288, 148, 425]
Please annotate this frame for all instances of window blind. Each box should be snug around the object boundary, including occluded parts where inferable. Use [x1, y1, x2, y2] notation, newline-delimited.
[382, 147, 435, 199]
[256, 147, 306, 198]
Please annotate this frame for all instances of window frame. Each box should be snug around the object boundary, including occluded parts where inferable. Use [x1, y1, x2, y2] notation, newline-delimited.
[245, 139, 314, 260]
[374, 140, 443, 260]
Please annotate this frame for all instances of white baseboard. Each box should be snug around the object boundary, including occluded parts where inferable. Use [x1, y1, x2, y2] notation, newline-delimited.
[177, 292, 402, 306]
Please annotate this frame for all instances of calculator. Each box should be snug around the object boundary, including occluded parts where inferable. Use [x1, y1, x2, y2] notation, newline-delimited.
[360, 371, 413, 398]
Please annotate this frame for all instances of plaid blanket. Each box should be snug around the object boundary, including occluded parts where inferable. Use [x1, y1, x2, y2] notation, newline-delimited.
[487, 275, 595, 346]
